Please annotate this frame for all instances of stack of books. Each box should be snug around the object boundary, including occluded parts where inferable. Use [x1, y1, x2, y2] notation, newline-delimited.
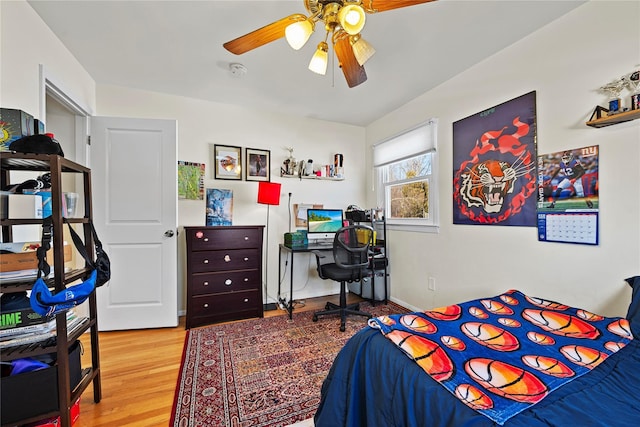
[0, 307, 85, 349]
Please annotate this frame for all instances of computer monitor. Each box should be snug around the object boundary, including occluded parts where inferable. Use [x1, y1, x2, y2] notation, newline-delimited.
[307, 208, 344, 243]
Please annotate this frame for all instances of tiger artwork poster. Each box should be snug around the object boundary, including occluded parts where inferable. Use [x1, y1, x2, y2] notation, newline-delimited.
[453, 91, 538, 226]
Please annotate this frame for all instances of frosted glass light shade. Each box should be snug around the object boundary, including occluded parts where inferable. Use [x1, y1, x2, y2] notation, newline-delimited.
[308, 42, 329, 75]
[285, 20, 313, 50]
[338, 4, 366, 35]
[351, 35, 376, 66]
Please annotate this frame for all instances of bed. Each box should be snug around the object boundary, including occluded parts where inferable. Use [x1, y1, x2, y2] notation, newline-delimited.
[314, 276, 640, 427]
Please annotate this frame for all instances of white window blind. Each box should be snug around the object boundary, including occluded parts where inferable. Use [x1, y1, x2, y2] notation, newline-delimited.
[372, 119, 439, 231]
[373, 119, 437, 167]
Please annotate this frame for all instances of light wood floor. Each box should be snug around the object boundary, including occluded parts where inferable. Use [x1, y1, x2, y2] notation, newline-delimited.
[76, 294, 364, 426]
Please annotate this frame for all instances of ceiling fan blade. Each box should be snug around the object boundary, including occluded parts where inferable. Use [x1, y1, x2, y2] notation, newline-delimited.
[362, 0, 436, 13]
[223, 14, 307, 55]
[333, 31, 367, 88]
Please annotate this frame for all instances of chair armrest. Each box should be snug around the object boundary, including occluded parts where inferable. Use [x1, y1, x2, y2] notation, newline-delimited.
[310, 249, 334, 280]
[310, 250, 329, 259]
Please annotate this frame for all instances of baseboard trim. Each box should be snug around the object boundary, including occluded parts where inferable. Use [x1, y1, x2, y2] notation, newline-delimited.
[263, 302, 278, 311]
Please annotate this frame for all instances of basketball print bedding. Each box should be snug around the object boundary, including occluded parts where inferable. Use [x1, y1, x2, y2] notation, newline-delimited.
[314, 277, 640, 427]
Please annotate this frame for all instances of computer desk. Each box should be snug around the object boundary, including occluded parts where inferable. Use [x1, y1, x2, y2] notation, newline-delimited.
[278, 243, 333, 319]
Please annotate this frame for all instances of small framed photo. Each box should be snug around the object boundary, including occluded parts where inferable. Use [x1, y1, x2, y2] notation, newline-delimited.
[245, 148, 271, 181]
[213, 144, 242, 180]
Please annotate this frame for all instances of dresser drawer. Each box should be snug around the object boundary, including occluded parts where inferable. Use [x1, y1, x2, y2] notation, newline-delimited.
[190, 290, 261, 318]
[188, 227, 263, 250]
[189, 248, 260, 273]
[190, 269, 260, 295]
[185, 225, 264, 328]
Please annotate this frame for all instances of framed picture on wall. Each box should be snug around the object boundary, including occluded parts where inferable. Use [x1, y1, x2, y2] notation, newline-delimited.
[245, 148, 270, 181]
[213, 144, 242, 180]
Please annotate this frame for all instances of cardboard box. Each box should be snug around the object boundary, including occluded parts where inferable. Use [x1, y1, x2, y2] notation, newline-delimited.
[0, 108, 35, 151]
[0, 243, 72, 272]
[1, 341, 82, 425]
[0, 193, 43, 219]
[23, 190, 54, 217]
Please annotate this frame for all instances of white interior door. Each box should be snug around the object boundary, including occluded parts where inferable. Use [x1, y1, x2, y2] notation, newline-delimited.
[90, 116, 178, 330]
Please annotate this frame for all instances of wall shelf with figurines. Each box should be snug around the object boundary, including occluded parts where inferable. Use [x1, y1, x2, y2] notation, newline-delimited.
[586, 106, 640, 128]
[280, 147, 345, 180]
[281, 174, 345, 181]
[587, 68, 640, 128]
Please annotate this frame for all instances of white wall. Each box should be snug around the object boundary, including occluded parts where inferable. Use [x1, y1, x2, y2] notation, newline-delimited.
[0, 0, 96, 117]
[365, 1, 640, 317]
[4, 0, 639, 320]
[95, 85, 366, 311]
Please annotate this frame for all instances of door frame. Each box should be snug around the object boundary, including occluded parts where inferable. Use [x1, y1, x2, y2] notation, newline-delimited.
[39, 64, 91, 166]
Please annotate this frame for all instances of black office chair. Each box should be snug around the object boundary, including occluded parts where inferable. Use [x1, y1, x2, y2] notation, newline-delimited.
[311, 224, 374, 331]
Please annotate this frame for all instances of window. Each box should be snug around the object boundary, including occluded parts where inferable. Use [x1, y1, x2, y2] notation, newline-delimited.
[373, 119, 438, 231]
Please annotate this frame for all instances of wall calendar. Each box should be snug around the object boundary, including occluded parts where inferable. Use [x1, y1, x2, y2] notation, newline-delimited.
[537, 145, 599, 245]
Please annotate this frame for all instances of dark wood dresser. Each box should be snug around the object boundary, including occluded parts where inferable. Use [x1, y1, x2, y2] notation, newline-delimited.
[184, 225, 265, 328]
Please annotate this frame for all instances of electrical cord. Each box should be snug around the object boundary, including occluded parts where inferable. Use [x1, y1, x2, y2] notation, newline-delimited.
[277, 251, 319, 308]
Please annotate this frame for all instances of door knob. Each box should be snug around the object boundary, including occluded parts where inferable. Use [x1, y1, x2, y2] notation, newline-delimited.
[164, 230, 175, 237]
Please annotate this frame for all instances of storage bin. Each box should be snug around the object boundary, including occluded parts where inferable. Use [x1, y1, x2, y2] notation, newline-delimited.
[0, 340, 82, 425]
[348, 269, 388, 302]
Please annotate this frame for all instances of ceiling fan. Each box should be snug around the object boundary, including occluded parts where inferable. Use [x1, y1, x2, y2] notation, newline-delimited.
[223, 0, 437, 88]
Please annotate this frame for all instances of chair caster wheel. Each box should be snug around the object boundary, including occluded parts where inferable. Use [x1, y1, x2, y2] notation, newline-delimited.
[313, 315, 318, 322]
[325, 302, 331, 310]
[340, 325, 346, 332]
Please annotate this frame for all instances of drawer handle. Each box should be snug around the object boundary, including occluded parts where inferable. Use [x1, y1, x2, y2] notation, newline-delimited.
[244, 236, 249, 240]
[203, 281, 209, 286]
[224, 255, 231, 262]
[203, 259, 209, 264]
[243, 298, 249, 303]
[243, 257, 249, 261]
[244, 277, 249, 282]
[204, 303, 209, 308]
[225, 279, 232, 286]
[204, 238, 209, 242]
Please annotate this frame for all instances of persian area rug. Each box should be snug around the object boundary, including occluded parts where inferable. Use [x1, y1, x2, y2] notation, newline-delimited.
[170, 301, 407, 427]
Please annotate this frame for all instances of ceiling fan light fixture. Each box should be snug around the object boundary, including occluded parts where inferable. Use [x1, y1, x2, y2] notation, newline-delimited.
[350, 34, 376, 66]
[308, 41, 329, 75]
[338, 4, 366, 35]
[285, 19, 314, 50]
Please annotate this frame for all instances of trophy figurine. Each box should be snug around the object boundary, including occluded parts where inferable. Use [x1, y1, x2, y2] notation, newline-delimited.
[284, 147, 296, 176]
[599, 79, 626, 114]
[625, 70, 640, 110]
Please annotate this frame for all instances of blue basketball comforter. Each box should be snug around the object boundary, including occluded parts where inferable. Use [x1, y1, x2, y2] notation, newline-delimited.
[314, 278, 640, 427]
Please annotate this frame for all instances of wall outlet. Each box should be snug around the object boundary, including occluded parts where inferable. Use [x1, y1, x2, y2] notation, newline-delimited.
[428, 277, 436, 291]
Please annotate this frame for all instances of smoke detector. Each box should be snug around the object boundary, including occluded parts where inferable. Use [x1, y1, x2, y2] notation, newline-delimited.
[229, 63, 247, 78]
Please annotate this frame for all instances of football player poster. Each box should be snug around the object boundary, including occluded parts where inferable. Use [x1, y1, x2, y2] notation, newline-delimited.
[453, 91, 538, 226]
[537, 146, 599, 245]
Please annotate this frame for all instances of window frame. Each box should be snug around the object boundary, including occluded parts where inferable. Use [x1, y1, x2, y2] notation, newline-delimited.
[373, 119, 439, 233]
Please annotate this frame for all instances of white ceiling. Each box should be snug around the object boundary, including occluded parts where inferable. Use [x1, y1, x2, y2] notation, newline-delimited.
[27, 0, 585, 127]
